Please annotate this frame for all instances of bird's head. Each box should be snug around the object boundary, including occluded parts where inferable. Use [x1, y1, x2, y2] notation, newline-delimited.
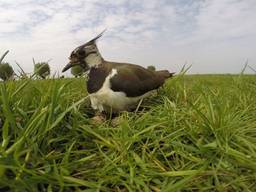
[62, 30, 106, 73]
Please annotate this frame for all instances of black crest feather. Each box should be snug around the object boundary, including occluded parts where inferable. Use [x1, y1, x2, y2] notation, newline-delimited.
[84, 29, 107, 46]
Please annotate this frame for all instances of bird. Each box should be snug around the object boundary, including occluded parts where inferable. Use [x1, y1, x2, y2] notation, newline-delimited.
[62, 30, 174, 116]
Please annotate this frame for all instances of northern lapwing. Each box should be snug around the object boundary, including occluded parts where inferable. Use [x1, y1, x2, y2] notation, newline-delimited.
[62, 30, 174, 115]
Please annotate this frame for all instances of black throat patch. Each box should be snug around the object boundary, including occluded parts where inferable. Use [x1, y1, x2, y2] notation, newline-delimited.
[87, 65, 110, 93]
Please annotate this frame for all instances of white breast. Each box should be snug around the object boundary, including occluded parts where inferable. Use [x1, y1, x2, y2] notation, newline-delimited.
[89, 68, 152, 113]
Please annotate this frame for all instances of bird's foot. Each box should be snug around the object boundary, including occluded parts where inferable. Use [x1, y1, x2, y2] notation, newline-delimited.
[90, 112, 106, 126]
[110, 116, 123, 127]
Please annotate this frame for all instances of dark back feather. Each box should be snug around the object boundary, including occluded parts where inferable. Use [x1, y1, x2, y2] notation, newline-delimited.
[86, 61, 173, 97]
[109, 62, 170, 97]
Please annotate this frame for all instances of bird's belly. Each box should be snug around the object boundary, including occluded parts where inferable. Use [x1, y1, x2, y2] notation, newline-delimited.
[89, 88, 152, 113]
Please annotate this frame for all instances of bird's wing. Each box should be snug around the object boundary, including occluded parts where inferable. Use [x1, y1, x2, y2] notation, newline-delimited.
[110, 63, 165, 97]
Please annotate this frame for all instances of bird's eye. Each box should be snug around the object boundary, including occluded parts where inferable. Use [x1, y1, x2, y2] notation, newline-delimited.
[77, 50, 85, 56]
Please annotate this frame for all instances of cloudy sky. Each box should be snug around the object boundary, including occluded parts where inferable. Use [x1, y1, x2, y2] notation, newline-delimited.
[0, 0, 256, 74]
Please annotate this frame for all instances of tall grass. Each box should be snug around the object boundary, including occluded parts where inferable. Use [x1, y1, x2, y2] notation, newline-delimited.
[0, 74, 256, 191]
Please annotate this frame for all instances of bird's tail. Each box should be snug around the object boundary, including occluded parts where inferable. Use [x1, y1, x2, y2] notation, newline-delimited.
[156, 70, 175, 79]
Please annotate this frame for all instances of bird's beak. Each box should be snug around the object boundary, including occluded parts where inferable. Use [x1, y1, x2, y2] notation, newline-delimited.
[62, 63, 73, 72]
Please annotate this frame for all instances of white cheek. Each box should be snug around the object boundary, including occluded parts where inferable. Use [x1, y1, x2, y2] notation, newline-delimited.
[85, 54, 102, 66]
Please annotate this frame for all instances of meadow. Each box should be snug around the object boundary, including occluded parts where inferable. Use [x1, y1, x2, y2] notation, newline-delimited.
[0, 73, 256, 191]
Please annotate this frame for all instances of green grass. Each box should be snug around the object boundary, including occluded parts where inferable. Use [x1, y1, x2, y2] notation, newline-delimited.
[0, 74, 256, 191]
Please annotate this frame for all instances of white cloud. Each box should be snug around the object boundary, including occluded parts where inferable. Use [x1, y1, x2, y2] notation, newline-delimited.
[0, 0, 256, 74]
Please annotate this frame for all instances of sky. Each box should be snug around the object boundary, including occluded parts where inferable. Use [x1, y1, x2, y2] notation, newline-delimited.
[0, 0, 256, 75]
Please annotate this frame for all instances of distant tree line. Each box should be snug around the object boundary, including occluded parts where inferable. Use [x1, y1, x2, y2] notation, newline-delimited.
[1, 50, 90, 80]
[0, 50, 52, 81]
[71, 65, 85, 77]
[0, 50, 158, 81]
[33, 59, 50, 79]
[0, 62, 14, 81]
[0, 51, 14, 81]
[147, 65, 156, 71]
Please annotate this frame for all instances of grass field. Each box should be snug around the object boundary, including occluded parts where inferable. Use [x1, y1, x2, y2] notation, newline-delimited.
[0, 73, 256, 191]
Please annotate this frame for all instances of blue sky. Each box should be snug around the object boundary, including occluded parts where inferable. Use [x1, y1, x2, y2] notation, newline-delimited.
[0, 0, 256, 74]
